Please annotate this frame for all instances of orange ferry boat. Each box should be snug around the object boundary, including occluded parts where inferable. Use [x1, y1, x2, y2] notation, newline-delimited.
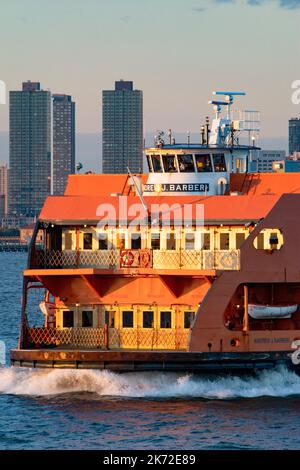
[10, 92, 300, 372]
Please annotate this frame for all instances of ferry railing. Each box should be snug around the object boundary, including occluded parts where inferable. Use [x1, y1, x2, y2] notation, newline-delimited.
[31, 248, 240, 271]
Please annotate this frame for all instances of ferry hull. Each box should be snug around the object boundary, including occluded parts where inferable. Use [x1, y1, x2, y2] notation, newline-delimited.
[10, 349, 300, 374]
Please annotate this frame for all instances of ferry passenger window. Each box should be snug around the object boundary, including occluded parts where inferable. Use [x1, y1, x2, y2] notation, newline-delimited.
[64, 232, 72, 250]
[185, 233, 195, 250]
[146, 155, 153, 172]
[220, 233, 230, 250]
[160, 311, 172, 328]
[162, 155, 177, 173]
[195, 154, 212, 172]
[166, 233, 176, 250]
[256, 233, 264, 250]
[105, 311, 115, 327]
[122, 311, 134, 328]
[235, 233, 245, 249]
[184, 311, 195, 329]
[151, 233, 160, 250]
[151, 155, 163, 173]
[131, 233, 141, 249]
[143, 311, 154, 328]
[117, 233, 126, 250]
[213, 154, 226, 172]
[63, 311, 74, 328]
[201, 233, 211, 250]
[83, 233, 93, 250]
[178, 154, 195, 173]
[98, 234, 108, 250]
[82, 311, 93, 327]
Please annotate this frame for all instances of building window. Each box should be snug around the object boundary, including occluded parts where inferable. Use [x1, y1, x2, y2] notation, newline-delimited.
[166, 233, 176, 250]
[83, 233, 93, 250]
[131, 233, 141, 249]
[160, 311, 172, 328]
[82, 311, 93, 327]
[99, 234, 108, 250]
[235, 233, 245, 249]
[63, 311, 74, 328]
[195, 154, 212, 172]
[184, 311, 195, 329]
[185, 233, 195, 250]
[213, 154, 226, 172]
[143, 311, 154, 328]
[178, 154, 195, 173]
[122, 310, 134, 328]
[151, 233, 160, 250]
[220, 233, 230, 250]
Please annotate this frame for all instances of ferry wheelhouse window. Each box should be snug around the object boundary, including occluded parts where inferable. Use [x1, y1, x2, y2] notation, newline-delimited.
[143, 311, 154, 328]
[63, 311, 74, 328]
[160, 311, 172, 329]
[184, 311, 195, 329]
[151, 155, 163, 173]
[98, 233, 108, 250]
[162, 155, 177, 173]
[131, 233, 141, 249]
[146, 155, 153, 172]
[122, 310, 134, 328]
[213, 154, 226, 172]
[83, 233, 93, 250]
[151, 233, 160, 250]
[185, 233, 195, 250]
[178, 154, 194, 173]
[82, 311, 93, 327]
[195, 154, 212, 172]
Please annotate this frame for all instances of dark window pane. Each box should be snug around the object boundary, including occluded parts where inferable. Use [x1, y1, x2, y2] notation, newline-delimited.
[160, 311, 171, 328]
[202, 233, 211, 250]
[64, 232, 72, 250]
[195, 154, 212, 172]
[184, 311, 195, 329]
[83, 233, 93, 250]
[123, 310, 133, 328]
[220, 233, 230, 250]
[166, 233, 176, 250]
[63, 311, 74, 328]
[236, 233, 245, 249]
[213, 154, 226, 172]
[162, 155, 177, 173]
[82, 310, 93, 327]
[151, 155, 163, 173]
[147, 155, 153, 172]
[143, 311, 154, 328]
[99, 234, 108, 250]
[257, 233, 264, 249]
[151, 233, 160, 250]
[105, 310, 115, 327]
[131, 233, 141, 249]
[178, 154, 195, 173]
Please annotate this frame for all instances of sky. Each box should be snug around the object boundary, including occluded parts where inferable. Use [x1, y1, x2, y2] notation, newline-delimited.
[0, 0, 299, 170]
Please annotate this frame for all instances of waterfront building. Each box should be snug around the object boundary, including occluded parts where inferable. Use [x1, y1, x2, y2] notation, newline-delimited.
[289, 118, 300, 155]
[52, 94, 75, 195]
[102, 80, 143, 173]
[9, 81, 51, 216]
[250, 150, 286, 173]
[0, 163, 8, 215]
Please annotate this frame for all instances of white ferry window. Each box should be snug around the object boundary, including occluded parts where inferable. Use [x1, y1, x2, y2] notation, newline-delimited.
[235, 233, 245, 249]
[64, 232, 72, 250]
[152, 155, 163, 173]
[122, 311, 134, 328]
[143, 311, 154, 328]
[63, 311, 74, 328]
[146, 155, 153, 172]
[83, 233, 93, 250]
[184, 311, 195, 329]
[160, 311, 172, 328]
[185, 233, 195, 250]
[151, 233, 160, 250]
[178, 154, 194, 173]
[98, 234, 108, 250]
[201, 233, 211, 250]
[213, 154, 226, 172]
[195, 154, 212, 172]
[166, 233, 176, 250]
[220, 233, 230, 250]
[162, 155, 177, 173]
[82, 311, 93, 327]
[131, 233, 141, 249]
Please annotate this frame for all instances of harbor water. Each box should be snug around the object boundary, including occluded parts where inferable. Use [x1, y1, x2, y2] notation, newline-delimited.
[1, 252, 300, 450]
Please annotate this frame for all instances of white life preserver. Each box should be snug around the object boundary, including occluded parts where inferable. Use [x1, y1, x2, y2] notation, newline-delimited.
[292, 349, 300, 365]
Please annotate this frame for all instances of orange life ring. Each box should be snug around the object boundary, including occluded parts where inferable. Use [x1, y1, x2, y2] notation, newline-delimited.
[140, 250, 151, 268]
[120, 250, 135, 267]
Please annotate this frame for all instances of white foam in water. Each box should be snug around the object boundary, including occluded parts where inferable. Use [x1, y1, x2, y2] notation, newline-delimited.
[0, 366, 299, 399]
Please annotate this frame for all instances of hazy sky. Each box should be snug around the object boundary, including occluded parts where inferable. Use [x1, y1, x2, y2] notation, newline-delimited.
[0, 0, 299, 168]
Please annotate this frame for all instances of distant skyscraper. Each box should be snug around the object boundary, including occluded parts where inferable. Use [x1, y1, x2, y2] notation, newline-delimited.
[250, 150, 286, 173]
[289, 118, 300, 155]
[52, 94, 75, 195]
[0, 163, 8, 215]
[9, 81, 51, 216]
[102, 80, 143, 173]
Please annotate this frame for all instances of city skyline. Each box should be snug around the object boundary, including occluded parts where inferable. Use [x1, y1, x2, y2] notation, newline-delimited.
[0, 0, 299, 170]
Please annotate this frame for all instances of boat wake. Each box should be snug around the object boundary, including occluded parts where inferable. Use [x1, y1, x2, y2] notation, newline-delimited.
[0, 366, 299, 399]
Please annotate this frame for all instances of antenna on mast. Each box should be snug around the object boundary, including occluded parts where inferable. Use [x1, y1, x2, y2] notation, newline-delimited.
[213, 91, 246, 120]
